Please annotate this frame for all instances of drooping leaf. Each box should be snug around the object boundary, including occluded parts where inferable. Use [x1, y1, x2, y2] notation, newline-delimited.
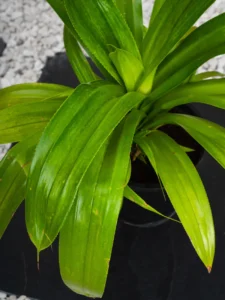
[26, 81, 145, 251]
[148, 79, 225, 118]
[64, 26, 98, 83]
[64, 0, 140, 82]
[151, 13, 225, 100]
[124, 186, 178, 222]
[0, 83, 72, 110]
[115, 0, 143, 48]
[109, 48, 144, 91]
[136, 130, 215, 270]
[0, 132, 41, 238]
[59, 109, 142, 298]
[0, 98, 66, 143]
[149, 113, 225, 169]
[142, 0, 214, 75]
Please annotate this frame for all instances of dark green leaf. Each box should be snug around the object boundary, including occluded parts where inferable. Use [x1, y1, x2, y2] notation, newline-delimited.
[190, 71, 225, 82]
[116, 0, 143, 48]
[26, 82, 145, 251]
[150, 0, 166, 25]
[136, 131, 215, 270]
[64, 0, 140, 82]
[64, 26, 98, 83]
[59, 109, 142, 298]
[46, 0, 75, 34]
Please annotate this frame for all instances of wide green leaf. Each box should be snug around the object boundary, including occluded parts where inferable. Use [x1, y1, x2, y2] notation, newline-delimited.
[64, 0, 140, 83]
[0, 83, 72, 110]
[26, 81, 145, 251]
[149, 113, 225, 169]
[109, 48, 144, 91]
[151, 13, 225, 100]
[0, 98, 65, 143]
[64, 26, 98, 83]
[147, 79, 225, 119]
[59, 109, 142, 298]
[142, 0, 214, 75]
[115, 0, 143, 48]
[136, 131, 215, 270]
[0, 132, 40, 238]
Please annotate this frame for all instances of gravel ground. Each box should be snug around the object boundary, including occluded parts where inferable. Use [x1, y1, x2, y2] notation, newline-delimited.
[0, 0, 225, 299]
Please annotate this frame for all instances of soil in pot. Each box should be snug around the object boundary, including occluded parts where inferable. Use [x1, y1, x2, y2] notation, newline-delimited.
[120, 105, 204, 227]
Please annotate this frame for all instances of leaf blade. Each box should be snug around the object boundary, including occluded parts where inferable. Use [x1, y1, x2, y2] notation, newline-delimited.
[64, 0, 140, 82]
[149, 113, 225, 169]
[0, 132, 41, 238]
[142, 0, 214, 74]
[136, 131, 215, 269]
[59, 109, 142, 298]
[0, 83, 72, 110]
[26, 82, 145, 251]
[151, 13, 225, 100]
[64, 26, 98, 83]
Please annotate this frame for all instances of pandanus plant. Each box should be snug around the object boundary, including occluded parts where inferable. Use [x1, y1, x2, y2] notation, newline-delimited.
[1, 0, 225, 297]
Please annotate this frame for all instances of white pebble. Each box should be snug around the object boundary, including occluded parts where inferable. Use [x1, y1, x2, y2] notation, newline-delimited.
[0, 291, 7, 299]
[17, 296, 30, 300]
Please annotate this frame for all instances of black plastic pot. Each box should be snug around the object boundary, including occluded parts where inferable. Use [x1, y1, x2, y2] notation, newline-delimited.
[0, 53, 225, 300]
[120, 104, 204, 228]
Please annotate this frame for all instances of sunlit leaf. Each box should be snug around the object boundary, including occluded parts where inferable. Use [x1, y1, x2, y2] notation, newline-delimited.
[151, 13, 225, 100]
[26, 81, 145, 251]
[149, 113, 225, 169]
[136, 130, 215, 270]
[0, 83, 72, 110]
[109, 48, 144, 91]
[59, 109, 142, 298]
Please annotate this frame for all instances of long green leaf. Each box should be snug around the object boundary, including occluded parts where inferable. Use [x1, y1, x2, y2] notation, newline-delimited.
[64, 26, 98, 83]
[150, 0, 166, 25]
[151, 13, 225, 100]
[147, 79, 225, 119]
[142, 0, 214, 74]
[46, 0, 75, 34]
[59, 109, 142, 298]
[109, 48, 144, 91]
[149, 113, 225, 169]
[0, 132, 41, 238]
[124, 185, 178, 222]
[0, 83, 72, 110]
[118, 0, 143, 48]
[26, 82, 145, 251]
[0, 98, 65, 143]
[136, 131, 215, 270]
[64, 0, 140, 83]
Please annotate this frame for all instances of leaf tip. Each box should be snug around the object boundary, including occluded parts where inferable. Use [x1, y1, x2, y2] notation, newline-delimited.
[207, 266, 212, 274]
